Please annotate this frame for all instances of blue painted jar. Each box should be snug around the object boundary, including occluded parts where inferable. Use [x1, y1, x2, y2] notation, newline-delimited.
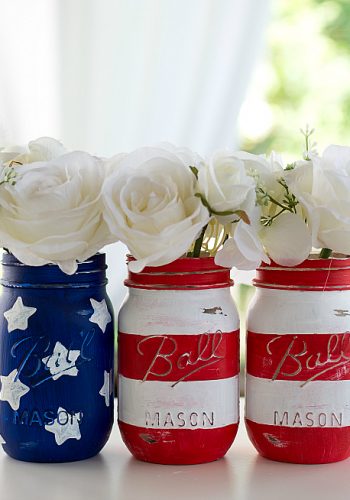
[0, 252, 114, 462]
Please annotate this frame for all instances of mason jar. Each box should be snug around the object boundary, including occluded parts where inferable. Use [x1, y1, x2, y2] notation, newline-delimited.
[118, 256, 240, 465]
[0, 252, 114, 462]
[246, 257, 350, 464]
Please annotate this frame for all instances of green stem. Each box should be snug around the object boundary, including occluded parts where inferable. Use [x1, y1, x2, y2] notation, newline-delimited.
[192, 225, 208, 258]
[267, 194, 292, 212]
[319, 248, 332, 259]
[305, 135, 309, 159]
[268, 208, 287, 225]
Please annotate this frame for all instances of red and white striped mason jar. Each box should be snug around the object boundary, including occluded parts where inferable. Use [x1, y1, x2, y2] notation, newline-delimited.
[246, 257, 350, 464]
[117, 256, 240, 465]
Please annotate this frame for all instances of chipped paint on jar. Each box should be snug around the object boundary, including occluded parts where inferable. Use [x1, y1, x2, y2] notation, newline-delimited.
[246, 257, 350, 464]
[118, 256, 240, 465]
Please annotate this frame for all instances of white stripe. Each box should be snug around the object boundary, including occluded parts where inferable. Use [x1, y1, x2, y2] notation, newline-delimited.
[246, 374, 350, 428]
[118, 375, 239, 429]
[248, 289, 350, 334]
[119, 288, 239, 335]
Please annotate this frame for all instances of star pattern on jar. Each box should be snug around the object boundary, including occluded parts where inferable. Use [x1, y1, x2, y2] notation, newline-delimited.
[4, 297, 37, 333]
[42, 341, 80, 381]
[45, 407, 82, 446]
[89, 298, 111, 333]
[0, 369, 30, 410]
[99, 369, 114, 407]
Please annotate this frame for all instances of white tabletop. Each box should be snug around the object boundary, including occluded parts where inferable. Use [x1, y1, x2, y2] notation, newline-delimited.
[1, 399, 349, 500]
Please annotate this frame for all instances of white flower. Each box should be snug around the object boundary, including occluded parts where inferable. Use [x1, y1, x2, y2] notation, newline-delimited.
[0, 145, 26, 164]
[0, 137, 66, 165]
[260, 212, 312, 266]
[212, 151, 282, 270]
[215, 211, 270, 270]
[214, 150, 312, 270]
[157, 142, 205, 169]
[0, 151, 111, 274]
[286, 146, 350, 255]
[216, 210, 312, 270]
[197, 150, 256, 224]
[102, 145, 210, 272]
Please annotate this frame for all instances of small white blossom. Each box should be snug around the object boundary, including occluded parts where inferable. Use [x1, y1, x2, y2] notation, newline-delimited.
[286, 145, 350, 255]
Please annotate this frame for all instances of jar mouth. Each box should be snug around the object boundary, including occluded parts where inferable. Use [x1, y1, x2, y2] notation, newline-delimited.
[125, 255, 233, 290]
[255, 256, 350, 291]
[1, 252, 108, 288]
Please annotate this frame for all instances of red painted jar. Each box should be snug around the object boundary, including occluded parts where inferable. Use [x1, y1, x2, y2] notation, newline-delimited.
[117, 256, 239, 465]
[246, 257, 350, 464]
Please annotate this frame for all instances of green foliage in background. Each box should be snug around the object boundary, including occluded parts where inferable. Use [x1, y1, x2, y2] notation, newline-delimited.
[241, 0, 350, 158]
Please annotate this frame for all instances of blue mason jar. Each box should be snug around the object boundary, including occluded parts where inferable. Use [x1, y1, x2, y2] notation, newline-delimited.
[0, 252, 114, 462]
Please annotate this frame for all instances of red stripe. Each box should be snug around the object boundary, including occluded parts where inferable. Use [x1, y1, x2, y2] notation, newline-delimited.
[125, 255, 232, 289]
[124, 271, 232, 289]
[247, 331, 350, 382]
[118, 330, 239, 382]
[127, 255, 229, 273]
[245, 419, 350, 464]
[254, 258, 350, 291]
[118, 420, 238, 464]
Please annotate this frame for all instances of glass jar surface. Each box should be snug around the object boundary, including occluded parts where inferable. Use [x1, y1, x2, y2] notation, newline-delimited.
[0, 252, 114, 463]
[118, 256, 240, 465]
[246, 257, 350, 464]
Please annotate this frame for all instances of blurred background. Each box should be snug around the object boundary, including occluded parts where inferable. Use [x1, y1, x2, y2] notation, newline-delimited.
[0, 0, 349, 319]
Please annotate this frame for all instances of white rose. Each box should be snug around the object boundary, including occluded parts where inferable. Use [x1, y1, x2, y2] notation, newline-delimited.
[197, 150, 256, 224]
[0, 146, 26, 164]
[157, 141, 205, 169]
[0, 151, 111, 274]
[102, 145, 210, 272]
[0, 137, 66, 165]
[286, 146, 350, 254]
[215, 149, 312, 270]
[199, 150, 271, 271]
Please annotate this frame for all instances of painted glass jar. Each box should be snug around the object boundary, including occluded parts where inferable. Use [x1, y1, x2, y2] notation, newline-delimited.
[246, 257, 350, 464]
[118, 256, 240, 465]
[0, 252, 114, 463]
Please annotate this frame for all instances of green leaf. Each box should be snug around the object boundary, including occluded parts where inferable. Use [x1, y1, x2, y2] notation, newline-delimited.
[319, 248, 332, 259]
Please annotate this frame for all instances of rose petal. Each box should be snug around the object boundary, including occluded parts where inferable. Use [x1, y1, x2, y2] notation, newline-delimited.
[261, 212, 312, 266]
[215, 221, 269, 270]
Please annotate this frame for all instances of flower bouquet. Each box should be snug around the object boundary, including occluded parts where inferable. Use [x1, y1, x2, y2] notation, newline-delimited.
[1, 128, 350, 464]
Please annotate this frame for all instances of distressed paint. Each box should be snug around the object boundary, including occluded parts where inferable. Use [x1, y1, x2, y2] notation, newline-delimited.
[118, 256, 239, 465]
[246, 258, 350, 464]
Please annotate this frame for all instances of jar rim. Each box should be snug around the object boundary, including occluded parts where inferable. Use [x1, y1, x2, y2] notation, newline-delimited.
[255, 256, 350, 291]
[1, 252, 108, 288]
[125, 255, 233, 290]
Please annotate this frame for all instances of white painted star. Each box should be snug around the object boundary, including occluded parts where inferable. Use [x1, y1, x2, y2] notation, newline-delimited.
[42, 341, 80, 381]
[0, 369, 30, 410]
[4, 297, 37, 333]
[89, 298, 111, 333]
[0, 434, 5, 445]
[99, 369, 113, 407]
[45, 407, 82, 446]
